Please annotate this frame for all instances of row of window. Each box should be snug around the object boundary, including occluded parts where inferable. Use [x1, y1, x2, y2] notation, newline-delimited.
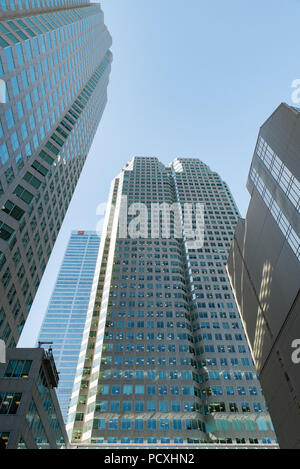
[75, 436, 273, 445]
[250, 166, 300, 261]
[102, 331, 244, 342]
[3, 359, 32, 378]
[90, 398, 264, 414]
[94, 383, 259, 397]
[0, 0, 86, 12]
[256, 136, 300, 210]
[89, 416, 269, 432]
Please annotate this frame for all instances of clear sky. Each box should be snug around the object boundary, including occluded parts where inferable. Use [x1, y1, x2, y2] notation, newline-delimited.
[19, 0, 300, 346]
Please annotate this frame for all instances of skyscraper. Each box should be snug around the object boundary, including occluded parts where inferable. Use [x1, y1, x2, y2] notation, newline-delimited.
[227, 103, 300, 449]
[0, 346, 69, 449]
[0, 1, 112, 348]
[38, 230, 101, 420]
[66, 157, 277, 448]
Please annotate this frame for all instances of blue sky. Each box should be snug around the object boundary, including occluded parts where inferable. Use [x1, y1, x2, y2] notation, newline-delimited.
[19, 0, 300, 346]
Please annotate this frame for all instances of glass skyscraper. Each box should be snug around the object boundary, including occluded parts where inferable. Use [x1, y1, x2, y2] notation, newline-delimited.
[38, 231, 101, 420]
[0, 1, 112, 348]
[66, 157, 277, 448]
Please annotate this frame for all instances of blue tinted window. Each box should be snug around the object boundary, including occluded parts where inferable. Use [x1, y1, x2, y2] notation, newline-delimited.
[159, 401, 169, 412]
[39, 125, 45, 140]
[20, 123, 28, 139]
[135, 385, 144, 395]
[24, 142, 31, 158]
[15, 44, 24, 66]
[5, 48, 15, 72]
[0, 0, 7, 11]
[0, 142, 10, 165]
[16, 101, 24, 119]
[21, 71, 29, 90]
[29, 115, 35, 130]
[5, 109, 14, 129]
[25, 41, 32, 60]
[33, 37, 40, 56]
[134, 419, 144, 431]
[11, 132, 19, 151]
[32, 133, 38, 149]
[25, 94, 32, 110]
[11, 77, 19, 97]
[33, 88, 39, 103]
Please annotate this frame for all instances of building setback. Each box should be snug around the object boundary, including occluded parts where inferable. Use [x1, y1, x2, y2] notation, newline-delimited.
[38, 231, 101, 421]
[0, 346, 68, 449]
[227, 103, 300, 449]
[0, 0, 112, 347]
[65, 157, 277, 448]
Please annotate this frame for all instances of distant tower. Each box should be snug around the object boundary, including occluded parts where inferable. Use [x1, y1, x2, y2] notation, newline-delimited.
[38, 231, 101, 420]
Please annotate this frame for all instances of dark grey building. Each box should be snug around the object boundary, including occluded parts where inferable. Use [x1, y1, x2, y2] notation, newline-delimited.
[0, 1, 112, 348]
[227, 103, 300, 449]
[0, 346, 68, 449]
[66, 157, 277, 448]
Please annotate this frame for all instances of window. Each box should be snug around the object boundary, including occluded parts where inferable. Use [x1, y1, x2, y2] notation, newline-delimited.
[5, 109, 14, 129]
[1, 201, 24, 221]
[147, 419, 156, 430]
[14, 185, 33, 204]
[4, 48, 15, 72]
[0, 222, 14, 241]
[123, 385, 132, 395]
[0, 142, 9, 165]
[108, 419, 118, 430]
[4, 360, 32, 378]
[0, 392, 22, 414]
[121, 419, 131, 430]
[146, 401, 156, 412]
[135, 385, 144, 395]
[159, 401, 168, 412]
[122, 401, 132, 412]
[134, 419, 144, 430]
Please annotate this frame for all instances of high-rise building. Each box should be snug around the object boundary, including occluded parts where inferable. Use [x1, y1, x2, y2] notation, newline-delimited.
[66, 157, 277, 448]
[38, 230, 101, 421]
[0, 1, 112, 348]
[0, 346, 68, 449]
[38, 231, 100, 418]
[227, 103, 300, 449]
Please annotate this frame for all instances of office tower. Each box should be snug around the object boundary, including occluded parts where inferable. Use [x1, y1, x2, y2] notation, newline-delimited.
[38, 230, 101, 421]
[0, 346, 68, 449]
[66, 157, 277, 448]
[0, 1, 112, 348]
[227, 103, 300, 449]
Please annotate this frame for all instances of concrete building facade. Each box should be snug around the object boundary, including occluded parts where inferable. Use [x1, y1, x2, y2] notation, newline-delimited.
[0, 346, 68, 449]
[227, 103, 300, 449]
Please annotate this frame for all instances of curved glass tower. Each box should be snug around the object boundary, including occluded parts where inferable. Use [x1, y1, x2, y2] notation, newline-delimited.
[0, 1, 112, 347]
